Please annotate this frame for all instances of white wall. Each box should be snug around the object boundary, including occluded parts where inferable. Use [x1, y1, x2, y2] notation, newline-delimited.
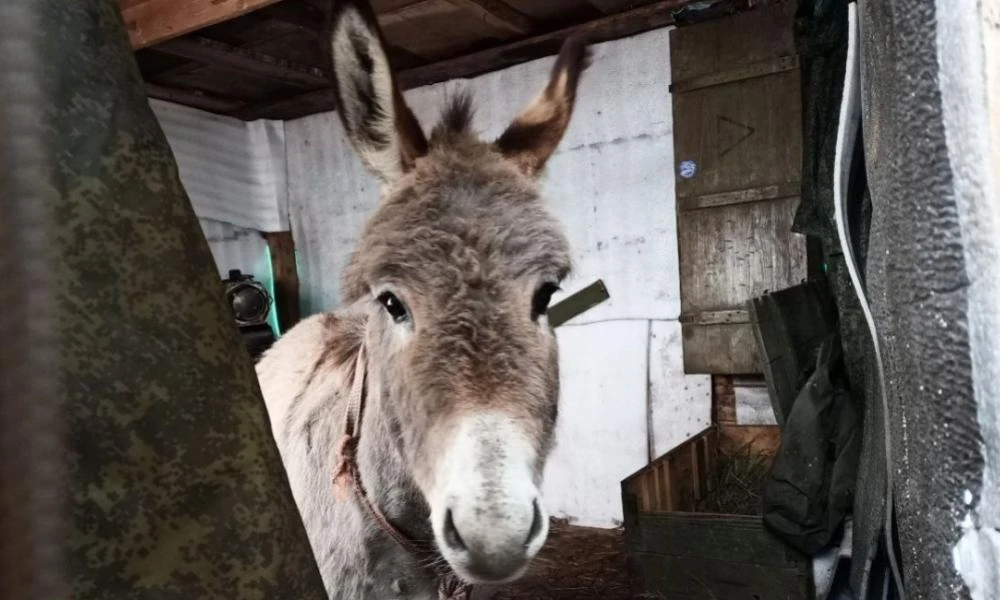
[198, 218, 270, 280]
[284, 29, 711, 527]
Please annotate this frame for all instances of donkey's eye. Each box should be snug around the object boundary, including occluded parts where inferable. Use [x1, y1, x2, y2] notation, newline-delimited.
[377, 292, 409, 323]
[532, 283, 561, 321]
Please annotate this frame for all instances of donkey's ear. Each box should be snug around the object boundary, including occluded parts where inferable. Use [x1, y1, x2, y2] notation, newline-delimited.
[329, 0, 428, 183]
[495, 36, 591, 177]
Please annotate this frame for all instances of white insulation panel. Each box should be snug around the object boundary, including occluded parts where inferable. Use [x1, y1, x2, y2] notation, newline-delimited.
[152, 99, 288, 232]
[649, 320, 713, 457]
[544, 320, 651, 526]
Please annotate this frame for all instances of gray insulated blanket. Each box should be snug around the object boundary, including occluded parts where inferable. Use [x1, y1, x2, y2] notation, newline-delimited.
[842, 1, 998, 598]
[793, 0, 999, 597]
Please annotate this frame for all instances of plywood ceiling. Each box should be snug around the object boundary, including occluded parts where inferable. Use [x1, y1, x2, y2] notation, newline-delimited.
[126, 0, 754, 121]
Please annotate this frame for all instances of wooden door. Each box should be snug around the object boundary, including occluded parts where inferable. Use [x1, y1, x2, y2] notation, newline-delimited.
[671, 1, 807, 374]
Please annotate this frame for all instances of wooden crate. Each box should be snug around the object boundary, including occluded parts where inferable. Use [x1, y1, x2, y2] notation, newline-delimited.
[621, 427, 813, 599]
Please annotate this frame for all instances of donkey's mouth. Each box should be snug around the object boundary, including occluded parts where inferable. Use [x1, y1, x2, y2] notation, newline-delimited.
[450, 556, 533, 586]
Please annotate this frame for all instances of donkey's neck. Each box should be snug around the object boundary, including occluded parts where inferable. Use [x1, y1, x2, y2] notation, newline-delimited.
[323, 356, 441, 600]
[262, 312, 441, 600]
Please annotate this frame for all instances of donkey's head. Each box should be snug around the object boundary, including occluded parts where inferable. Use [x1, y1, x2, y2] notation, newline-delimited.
[330, 0, 589, 584]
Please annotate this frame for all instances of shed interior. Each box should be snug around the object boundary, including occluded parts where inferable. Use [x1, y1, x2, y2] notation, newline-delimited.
[88, 2, 995, 600]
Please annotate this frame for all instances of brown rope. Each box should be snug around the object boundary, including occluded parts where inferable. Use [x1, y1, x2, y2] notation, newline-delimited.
[332, 344, 473, 600]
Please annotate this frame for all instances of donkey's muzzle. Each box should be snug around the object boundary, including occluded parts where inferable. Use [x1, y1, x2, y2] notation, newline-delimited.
[439, 496, 548, 583]
[430, 412, 551, 583]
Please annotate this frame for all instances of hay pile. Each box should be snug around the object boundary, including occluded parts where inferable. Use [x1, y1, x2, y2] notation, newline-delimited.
[696, 442, 773, 515]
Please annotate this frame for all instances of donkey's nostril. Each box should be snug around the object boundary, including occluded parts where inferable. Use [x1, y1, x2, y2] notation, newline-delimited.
[443, 508, 467, 552]
[525, 499, 544, 547]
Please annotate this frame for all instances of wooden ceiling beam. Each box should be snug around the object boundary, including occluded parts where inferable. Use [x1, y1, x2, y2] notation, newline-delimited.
[231, 0, 697, 120]
[140, 2, 326, 92]
[154, 36, 329, 88]
[376, 0, 447, 29]
[144, 11, 421, 95]
[121, 0, 287, 49]
[444, 0, 537, 34]
[145, 83, 247, 113]
[257, 0, 327, 35]
[255, 1, 431, 68]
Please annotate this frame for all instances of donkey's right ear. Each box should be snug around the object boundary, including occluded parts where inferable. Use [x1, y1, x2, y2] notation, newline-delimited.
[329, 0, 428, 183]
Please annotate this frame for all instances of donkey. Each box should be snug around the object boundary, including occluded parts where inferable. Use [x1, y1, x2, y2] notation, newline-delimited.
[255, 1, 591, 598]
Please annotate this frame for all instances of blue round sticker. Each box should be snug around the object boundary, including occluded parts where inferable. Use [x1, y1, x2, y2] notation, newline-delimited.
[679, 160, 697, 179]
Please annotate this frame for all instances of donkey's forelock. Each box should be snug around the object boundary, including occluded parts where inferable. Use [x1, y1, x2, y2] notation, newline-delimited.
[429, 92, 476, 145]
[342, 192, 571, 308]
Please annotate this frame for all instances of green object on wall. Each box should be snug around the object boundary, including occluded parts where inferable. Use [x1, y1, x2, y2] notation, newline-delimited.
[548, 279, 611, 328]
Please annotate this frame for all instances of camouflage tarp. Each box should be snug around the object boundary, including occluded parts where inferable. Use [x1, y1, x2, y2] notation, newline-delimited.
[38, 1, 328, 597]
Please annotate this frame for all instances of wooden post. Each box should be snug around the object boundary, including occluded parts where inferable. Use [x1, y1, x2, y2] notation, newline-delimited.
[263, 231, 300, 334]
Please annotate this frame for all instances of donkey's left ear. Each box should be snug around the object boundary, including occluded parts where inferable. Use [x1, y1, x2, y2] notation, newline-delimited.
[495, 36, 591, 178]
[329, 0, 428, 183]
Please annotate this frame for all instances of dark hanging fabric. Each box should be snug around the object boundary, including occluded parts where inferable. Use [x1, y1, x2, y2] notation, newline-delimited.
[38, 1, 328, 597]
[0, 2, 67, 597]
[763, 333, 861, 557]
[793, 0, 871, 410]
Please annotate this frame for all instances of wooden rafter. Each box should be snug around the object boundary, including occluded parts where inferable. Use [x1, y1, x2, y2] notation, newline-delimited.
[120, 0, 287, 49]
[146, 39, 424, 99]
[145, 82, 246, 112]
[154, 36, 329, 88]
[257, 1, 327, 34]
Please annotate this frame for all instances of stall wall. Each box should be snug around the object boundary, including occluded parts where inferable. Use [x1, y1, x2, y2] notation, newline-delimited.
[284, 30, 711, 527]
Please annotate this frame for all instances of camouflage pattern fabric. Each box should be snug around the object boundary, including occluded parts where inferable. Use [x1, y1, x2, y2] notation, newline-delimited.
[42, 1, 328, 597]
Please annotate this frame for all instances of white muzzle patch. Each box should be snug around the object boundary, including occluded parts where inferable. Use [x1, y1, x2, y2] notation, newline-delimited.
[429, 413, 549, 583]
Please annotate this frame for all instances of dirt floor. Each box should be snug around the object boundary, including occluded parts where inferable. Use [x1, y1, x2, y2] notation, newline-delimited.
[477, 518, 631, 600]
